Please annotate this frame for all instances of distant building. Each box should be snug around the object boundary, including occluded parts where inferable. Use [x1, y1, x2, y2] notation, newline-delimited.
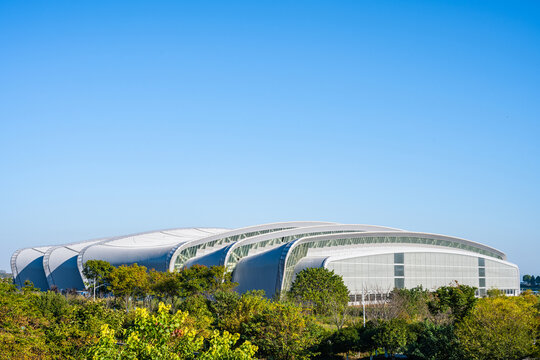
[11, 221, 520, 298]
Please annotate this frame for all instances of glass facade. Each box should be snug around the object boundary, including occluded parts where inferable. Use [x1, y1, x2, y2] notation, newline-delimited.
[280, 235, 504, 293]
[395, 278, 405, 289]
[326, 253, 395, 292]
[479, 267, 485, 277]
[325, 251, 518, 298]
[224, 230, 365, 272]
[485, 258, 519, 289]
[394, 265, 405, 277]
[394, 252, 405, 289]
[173, 228, 292, 270]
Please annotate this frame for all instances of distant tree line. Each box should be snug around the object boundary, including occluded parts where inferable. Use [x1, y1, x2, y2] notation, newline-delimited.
[0, 269, 11, 279]
[522, 274, 540, 287]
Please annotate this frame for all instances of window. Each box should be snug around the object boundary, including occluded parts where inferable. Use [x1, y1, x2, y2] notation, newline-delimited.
[394, 265, 404, 277]
[479, 268, 485, 277]
[478, 257, 485, 266]
[479, 278, 486, 288]
[394, 252, 404, 264]
[395, 278, 404, 289]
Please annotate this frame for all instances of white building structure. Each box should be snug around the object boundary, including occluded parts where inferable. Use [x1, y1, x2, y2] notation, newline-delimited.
[11, 222, 519, 298]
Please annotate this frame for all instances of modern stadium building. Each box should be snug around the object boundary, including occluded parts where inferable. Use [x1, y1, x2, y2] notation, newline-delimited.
[11, 221, 520, 299]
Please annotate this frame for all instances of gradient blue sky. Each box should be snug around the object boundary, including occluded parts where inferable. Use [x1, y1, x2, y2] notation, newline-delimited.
[1, 1, 539, 274]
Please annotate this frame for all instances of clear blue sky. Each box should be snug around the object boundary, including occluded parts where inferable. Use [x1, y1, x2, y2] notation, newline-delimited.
[1, 1, 539, 274]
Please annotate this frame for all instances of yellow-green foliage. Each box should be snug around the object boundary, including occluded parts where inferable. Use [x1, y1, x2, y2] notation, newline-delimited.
[0, 279, 125, 360]
[198, 331, 258, 360]
[0, 279, 51, 359]
[4, 266, 540, 360]
[241, 301, 321, 360]
[107, 263, 149, 310]
[455, 295, 539, 360]
[87, 302, 257, 360]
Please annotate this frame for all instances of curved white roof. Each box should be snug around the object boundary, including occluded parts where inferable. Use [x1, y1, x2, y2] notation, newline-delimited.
[12, 246, 54, 290]
[273, 231, 508, 296]
[77, 227, 228, 281]
[167, 221, 334, 271]
[43, 238, 110, 290]
[11, 222, 513, 294]
[220, 224, 404, 270]
[288, 231, 507, 260]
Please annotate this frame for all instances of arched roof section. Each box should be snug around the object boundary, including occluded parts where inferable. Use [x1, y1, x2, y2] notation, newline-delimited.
[183, 245, 230, 268]
[11, 246, 53, 290]
[77, 227, 227, 282]
[43, 238, 109, 290]
[222, 224, 404, 272]
[167, 221, 334, 271]
[232, 245, 287, 296]
[322, 246, 517, 269]
[276, 231, 507, 295]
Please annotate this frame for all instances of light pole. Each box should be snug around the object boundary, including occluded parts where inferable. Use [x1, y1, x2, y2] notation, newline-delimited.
[93, 278, 106, 300]
[362, 282, 366, 327]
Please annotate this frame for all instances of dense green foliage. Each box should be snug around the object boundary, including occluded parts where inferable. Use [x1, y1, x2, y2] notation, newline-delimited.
[88, 303, 257, 360]
[289, 268, 349, 317]
[82, 259, 114, 297]
[151, 265, 236, 300]
[0, 278, 124, 359]
[427, 282, 477, 321]
[2, 263, 539, 360]
[523, 274, 540, 285]
[522, 274, 540, 291]
[108, 263, 150, 310]
[311, 285, 539, 360]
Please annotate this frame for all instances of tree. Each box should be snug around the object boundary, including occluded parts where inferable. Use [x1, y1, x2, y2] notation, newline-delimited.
[389, 286, 431, 321]
[406, 321, 463, 360]
[455, 296, 538, 360]
[107, 263, 149, 311]
[82, 260, 114, 299]
[32, 290, 70, 319]
[177, 294, 214, 337]
[523, 274, 532, 284]
[150, 270, 181, 299]
[0, 278, 51, 359]
[354, 322, 379, 357]
[151, 265, 236, 300]
[428, 283, 476, 322]
[0, 277, 128, 359]
[242, 301, 320, 360]
[198, 331, 258, 360]
[288, 268, 349, 322]
[330, 326, 361, 356]
[486, 288, 504, 297]
[88, 302, 257, 360]
[178, 265, 236, 298]
[212, 290, 269, 335]
[372, 318, 414, 359]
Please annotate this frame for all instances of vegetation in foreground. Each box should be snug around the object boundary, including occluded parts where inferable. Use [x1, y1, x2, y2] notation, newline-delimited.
[0, 262, 539, 360]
